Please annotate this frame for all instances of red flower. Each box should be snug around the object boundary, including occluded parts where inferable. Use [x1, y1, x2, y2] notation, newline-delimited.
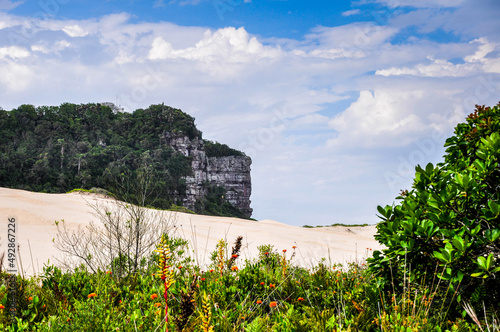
[0, 304, 5, 309]
[231, 266, 238, 271]
[297, 297, 304, 301]
[269, 283, 275, 288]
[264, 252, 269, 256]
[201, 278, 206, 281]
[256, 300, 262, 304]
[178, 265, 183, 269]
[260, 282, 265, 285]
[232, 254, 238, 258]
[283, 249, 287, 253]
[87, 293, 97, 299]
[150, 294, 158, 300]
[292, 246, 297, 249]
[269, 301, 277, 308]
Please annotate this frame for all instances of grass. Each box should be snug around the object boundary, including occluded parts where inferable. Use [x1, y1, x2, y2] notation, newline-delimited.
[0, 235, 494, 331]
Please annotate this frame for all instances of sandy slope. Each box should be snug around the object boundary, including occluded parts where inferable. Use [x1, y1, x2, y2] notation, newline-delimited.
[0, 187, 382, 275]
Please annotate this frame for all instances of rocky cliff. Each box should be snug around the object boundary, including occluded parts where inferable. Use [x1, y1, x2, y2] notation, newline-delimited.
[161, 132, 252, 218]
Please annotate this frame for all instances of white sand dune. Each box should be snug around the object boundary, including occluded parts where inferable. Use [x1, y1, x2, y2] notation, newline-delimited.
[0, 187, 382, 275]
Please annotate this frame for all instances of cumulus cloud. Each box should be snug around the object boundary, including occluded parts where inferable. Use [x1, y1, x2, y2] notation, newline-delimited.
[148, 27, 282, 62]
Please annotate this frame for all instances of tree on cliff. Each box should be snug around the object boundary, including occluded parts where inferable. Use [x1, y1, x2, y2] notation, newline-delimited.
[369, 103, 500, 317]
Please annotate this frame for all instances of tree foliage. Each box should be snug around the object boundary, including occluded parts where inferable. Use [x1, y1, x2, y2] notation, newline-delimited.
[369, 103, 500, 316]
[0, 103, 246, 217]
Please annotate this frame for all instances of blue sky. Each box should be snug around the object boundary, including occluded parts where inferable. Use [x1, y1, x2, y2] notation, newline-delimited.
[1, 0, 500, 226]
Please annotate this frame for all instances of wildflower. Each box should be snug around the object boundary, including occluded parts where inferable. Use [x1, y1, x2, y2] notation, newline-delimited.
[0, 304, 4, 309]
[231, 266, 238, 271]
[210, 269, 214, 273]
[151, 294, 158, 300]
[269, 301, 277, 308]
[282, 249, 287, 253]
[88, 293, 97, 299]
[106, 271, 112, 275]
[232, 254, 238, 258]
[256, 300, 262, 304]
[178, 265, 183, 269]
[155, 310, 161, 315]
[297, 297, 304, 301]
[28, 296, 33, 301]
[201, 278, 206, 281]
[264, 252, 269, 256]
[269, 283, 275, 288]
[260, 282, 265, 285]
[119, 300, 122, 304]
[154, 302, 162, 307]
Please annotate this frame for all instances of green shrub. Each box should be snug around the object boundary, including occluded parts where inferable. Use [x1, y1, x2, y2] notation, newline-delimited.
[369, 103, 500, 318]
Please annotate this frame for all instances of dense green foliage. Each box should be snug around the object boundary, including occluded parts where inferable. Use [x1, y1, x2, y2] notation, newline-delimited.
[369, 103, 500, 319]
[0, 237, 486, 331]
[204, 140, 245, 158]
[0, 103, 246, 216]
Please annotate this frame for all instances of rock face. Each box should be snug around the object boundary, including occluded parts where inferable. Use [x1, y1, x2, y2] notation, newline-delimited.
[162, 132, 252, 218]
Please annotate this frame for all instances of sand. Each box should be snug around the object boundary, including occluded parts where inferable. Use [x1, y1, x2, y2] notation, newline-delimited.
[0, 187, 382, 275]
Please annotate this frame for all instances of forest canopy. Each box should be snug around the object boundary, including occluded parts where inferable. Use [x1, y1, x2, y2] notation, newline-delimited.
[0, 103, 245, 215]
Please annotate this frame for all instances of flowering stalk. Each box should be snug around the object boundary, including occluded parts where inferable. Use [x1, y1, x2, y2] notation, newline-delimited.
[216, 239, 227, 278]
[155, 234, 175, 332]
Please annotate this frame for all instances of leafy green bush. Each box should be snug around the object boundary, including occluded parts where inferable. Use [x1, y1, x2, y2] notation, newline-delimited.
[369, 103, 500, 318]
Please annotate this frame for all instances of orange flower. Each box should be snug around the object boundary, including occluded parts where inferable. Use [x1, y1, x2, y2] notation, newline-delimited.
[201, 278, 206, 281]
[260, 282, 265, 285]
[87, 293, 97, 299]
[269, 301, 277, 308]
[297, 297, 304, 301]
[28, 296, 33, 301]
[292, 246, 297, 249]
[256, 300, 262, 304]
[178, 265, 183, 269]
[150, 294, 158, 300]
[231, 266, 238, 271]
[232, 254, 238, 258]
[119, 300, 123, 304]
[210, 269, 214, 273]
[264, 252, 269, 256]
[282, 249, 287, 253]
[0, 304, 5, 309]
[269, 283, 275, 288]
[154, 302, 162, 307]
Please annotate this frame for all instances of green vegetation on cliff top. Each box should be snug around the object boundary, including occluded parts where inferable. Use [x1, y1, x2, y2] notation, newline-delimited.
[0, 103, 246, 217]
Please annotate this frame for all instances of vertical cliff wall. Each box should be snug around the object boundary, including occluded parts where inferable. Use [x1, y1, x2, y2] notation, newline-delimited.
[162, 132, 252, 218]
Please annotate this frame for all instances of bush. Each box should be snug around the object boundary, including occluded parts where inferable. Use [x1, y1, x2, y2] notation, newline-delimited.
[369, 103, 500, 318]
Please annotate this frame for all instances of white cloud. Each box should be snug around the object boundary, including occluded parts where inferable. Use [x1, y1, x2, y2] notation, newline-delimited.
[148, 27, 282, 63]
[62, 25, 88, 37]
[373, 0, 465, 8]
[342, 9, 361, 16]
[0, 46, 29, 59]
